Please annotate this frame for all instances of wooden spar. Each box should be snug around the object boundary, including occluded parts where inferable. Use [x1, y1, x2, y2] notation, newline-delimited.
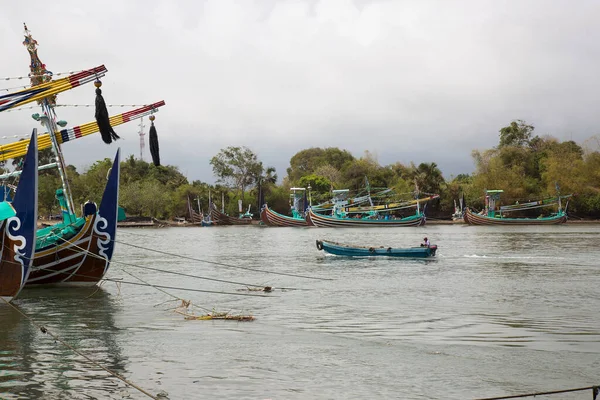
[0, 101, 165, 162]
[0, 66, 107, 112]
[0, 162, 57, 179]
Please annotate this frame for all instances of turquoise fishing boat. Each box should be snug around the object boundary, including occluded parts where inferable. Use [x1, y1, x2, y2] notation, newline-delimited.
[464, 188, 571, 226]
[316, 239, 437, 258]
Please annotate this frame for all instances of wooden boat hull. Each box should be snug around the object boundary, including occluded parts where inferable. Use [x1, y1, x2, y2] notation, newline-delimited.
[26, 149, 120, 286]
[260, 205, 308, 227]
[463, 208, 567, 226]
[316, 240, 437, 258]
[210, 204, 253, 226]
[0, 131, 38, 301]
[306, 209, 425, 228]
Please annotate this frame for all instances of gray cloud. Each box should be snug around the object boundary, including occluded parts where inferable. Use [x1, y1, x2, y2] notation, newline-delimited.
[1, 0, 599, 183]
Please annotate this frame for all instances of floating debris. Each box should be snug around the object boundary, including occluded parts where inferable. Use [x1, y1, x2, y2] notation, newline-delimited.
[174, 300, 255, 322]
[237, 286, 272, 292]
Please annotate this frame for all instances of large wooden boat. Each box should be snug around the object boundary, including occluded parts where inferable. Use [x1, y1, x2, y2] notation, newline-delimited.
[1, 25, 164, 286]
[305, 190, 439, 228]
[0, 130, 38, 301]
[463, 208, 567, 225]
[306, 208, 426, 227]
[26, 151, 120, 286]
[260, 204, 308, 227]
[316, 239, 437, 258]
[463, 189, 570, 226]
[210, 202, 253, 225]
[260, 188, 309, 227]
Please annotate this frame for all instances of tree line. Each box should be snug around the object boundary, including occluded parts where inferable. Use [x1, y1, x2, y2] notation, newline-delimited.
[9, 120, 600, 220]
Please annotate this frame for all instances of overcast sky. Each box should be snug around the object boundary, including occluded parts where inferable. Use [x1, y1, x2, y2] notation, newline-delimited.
[1, 0, 599, 183]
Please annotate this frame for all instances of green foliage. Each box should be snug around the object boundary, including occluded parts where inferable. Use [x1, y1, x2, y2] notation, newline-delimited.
[210, 146, 263, 200]
[287, 147, 354, 184]
[499, 120, 534, 148]
[298, 174, 331, 193]
[263, 185, 290, 214]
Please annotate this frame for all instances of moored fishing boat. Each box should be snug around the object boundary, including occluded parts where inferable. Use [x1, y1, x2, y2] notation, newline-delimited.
[305, 192, 438, 228]
[1, 24, 165, 286]
[306, 208, 426, 227]
[260, 204, 308, 227]
[0, 130, 38, 302]
[26, 151, 120, 286]
[463, 189, 570, 226]
[315, 239, 437, 258]
[209, 202, 253, 225]
[260, 187, 309, 227]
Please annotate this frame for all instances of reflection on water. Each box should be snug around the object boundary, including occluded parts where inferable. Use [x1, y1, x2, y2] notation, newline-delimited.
[0, 287, 127, 399]
[0, 224, 599, 399]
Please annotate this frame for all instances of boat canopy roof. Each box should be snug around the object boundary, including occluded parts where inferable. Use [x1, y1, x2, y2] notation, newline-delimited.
[0, 201, 16, 222]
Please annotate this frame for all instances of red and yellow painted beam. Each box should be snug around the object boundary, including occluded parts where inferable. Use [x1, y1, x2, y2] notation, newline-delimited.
[0, 101, 165, 162]
[0, 66, 107, 112]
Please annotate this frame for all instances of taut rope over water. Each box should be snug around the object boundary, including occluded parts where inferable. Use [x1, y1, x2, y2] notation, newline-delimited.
[473, 385, 599, 400]
[117, 238, 334, 281]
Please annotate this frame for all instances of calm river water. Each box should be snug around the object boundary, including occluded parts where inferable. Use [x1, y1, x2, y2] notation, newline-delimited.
[1, 224, 599, 399]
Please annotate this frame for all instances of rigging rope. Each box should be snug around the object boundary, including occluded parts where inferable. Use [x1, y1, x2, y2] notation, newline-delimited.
[3, 103, 155, 112]
[1, 69, 84, 81]
[1, 236, 276, 300]
[39, 231, 307, 290]
[0, 296, 159, 399]
[473, 385, 599, 400]
[116, 236, 334, 281]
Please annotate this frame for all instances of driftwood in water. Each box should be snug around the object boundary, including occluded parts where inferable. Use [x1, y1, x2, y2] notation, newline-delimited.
[174, 300, 255, 321]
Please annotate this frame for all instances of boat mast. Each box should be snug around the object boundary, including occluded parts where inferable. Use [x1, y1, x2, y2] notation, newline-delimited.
[556, 182, 562, 212]
[23, 24, 76, 221]
[414, 180, 420, 215]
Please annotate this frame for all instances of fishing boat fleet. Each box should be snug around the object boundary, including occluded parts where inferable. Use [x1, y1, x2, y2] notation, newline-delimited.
[193, 184, 572, 228]
[0, 25, 165, 302]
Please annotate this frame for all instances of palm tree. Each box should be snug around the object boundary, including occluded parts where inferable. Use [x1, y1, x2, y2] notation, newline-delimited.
[411, 162, 445, 195]
[255, 165, 278, 211]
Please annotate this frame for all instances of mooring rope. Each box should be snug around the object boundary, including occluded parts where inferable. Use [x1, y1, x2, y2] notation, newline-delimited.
[474, 385, 599, 400]
[50, 234, 301, 291]
[116, 239, 333, 281]
[101, 277, 274, 298]
[0, 297, 159, 399]
[26, 263, 274, 299]
[0, 250, 274, 300]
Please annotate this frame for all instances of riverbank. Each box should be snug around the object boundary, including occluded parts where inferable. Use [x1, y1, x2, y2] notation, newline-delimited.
[36, 218, 600, 229]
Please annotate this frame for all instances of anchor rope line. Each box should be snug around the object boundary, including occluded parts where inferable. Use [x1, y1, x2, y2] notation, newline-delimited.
[1, 69, 85, 81]
[0, 297, 159, 400]
[101, 278, 275, 298]
[116, 239, 334, 281]
[109, 266, 251, 314]
[0, 252, 275, 299]
[42, 234, 299, 290]
[473, 385, 599, 400]
[4, 103, 157, 112]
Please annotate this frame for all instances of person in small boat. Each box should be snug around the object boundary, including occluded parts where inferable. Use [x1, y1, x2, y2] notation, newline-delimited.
[420, 237, 430, 247]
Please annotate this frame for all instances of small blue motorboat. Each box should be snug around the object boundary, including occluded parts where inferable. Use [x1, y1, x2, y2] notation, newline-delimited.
[316, 239, 437, 258]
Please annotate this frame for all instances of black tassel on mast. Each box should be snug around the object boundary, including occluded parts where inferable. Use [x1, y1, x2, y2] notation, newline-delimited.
[94, 79, 120, 144]
[149, 114, 160, 166]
